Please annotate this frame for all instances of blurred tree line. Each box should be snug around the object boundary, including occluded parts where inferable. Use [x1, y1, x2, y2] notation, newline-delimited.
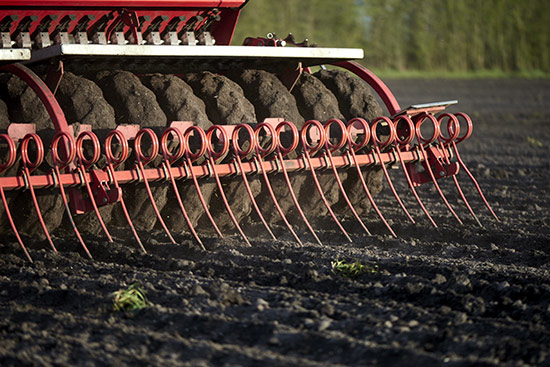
[232, 0, 550, 73]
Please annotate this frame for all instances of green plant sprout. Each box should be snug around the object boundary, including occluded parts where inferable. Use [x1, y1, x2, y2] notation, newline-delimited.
[527, 136, 543, 148]
[112, 284, 148, 312]
[331, 259, 379, 278]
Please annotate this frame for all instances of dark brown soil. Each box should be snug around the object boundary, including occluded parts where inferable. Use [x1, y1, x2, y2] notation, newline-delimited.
[1, 77, 550, 367]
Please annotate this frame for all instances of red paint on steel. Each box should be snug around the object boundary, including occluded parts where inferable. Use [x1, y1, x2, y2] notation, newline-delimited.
[323, 118, 371, 235]
[414, 113, 463, 224]
[253, 122, 303, 246]
[206, 125, 251, 246]
[160, 128, 205, 249]
[0, 134, 32, 262]
[391, 115, 437, 228]
[232, 124, 276, 240]
[275, 121, 322, 246]
[51, 131, 93, 258]
[301, 120, 352, 242]
[134, 128, 176, 244]
[0, 1, 247, 7]
[346, 119, 396, 237]
[371, 116, 415, 223]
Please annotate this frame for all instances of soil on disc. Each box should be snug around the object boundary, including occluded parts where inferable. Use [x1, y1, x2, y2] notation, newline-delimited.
[1, 78, 550, 367]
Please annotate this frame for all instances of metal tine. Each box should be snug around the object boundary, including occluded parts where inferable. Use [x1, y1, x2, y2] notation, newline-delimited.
[51, 132, 92, 259]
[370, 117, 416, 224]
[205, 125, 251, 247]
[20, 133, 58, 252]
[0, 134, 33, 262]
[274, 121, 323, 246]
[346, 118, 397, 237]
[436, 113, 483, 227]
[160, 127, 206, 250]
[301, 120, 352, 243]
[413, 113, 463, 224]
[253, 122, 303, 246]
[104, 130, 146, 253]
[391, 115, 438, 228]
[323, 119, 371, 235]
[75, 131, 113, 242]
[231, 124, 276, 240]
[450, 112, 500, 222]
[183, 126, 224, 238]
[134, 128, 176, 244]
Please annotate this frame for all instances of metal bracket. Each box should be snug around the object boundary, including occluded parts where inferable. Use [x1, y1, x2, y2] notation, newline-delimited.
[406, 146, 459, 187]
[68, 169, 122, 215]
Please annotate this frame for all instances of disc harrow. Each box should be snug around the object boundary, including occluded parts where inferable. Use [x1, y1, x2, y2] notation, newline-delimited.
[0, 0, 499, 262]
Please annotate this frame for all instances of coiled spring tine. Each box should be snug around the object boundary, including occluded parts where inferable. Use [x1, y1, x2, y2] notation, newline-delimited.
[183, 126, 224, 238]
[437, 113, 482, 226]
[452, 113, 500, 222]
[21, 133, 57, 252]
[0, 134, 32, 262]
[371, 117, 415, 224]
[232, 124, 276, 240]
[414, 114, 463, 224]
[254, 122, 303, 245]
[206, 125, 251, 247]
[105, 130, 146, 253]
[324, 119, 371, 235]
[134, 128, 176, 244]
[76, 131, 113, 242]
[161, 127, 205, 250]
[275, 121, 322, 246]
[347, 118, 396, 237]
[51, 132, 92, 258]
[392, 115, 437, 228]
[301, 120, 352, 243]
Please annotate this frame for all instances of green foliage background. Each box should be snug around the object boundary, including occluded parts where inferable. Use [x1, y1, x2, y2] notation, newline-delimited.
[232, 0, 550, 74]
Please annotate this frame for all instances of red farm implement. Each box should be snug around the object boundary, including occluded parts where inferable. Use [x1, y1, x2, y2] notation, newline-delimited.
[0, 0, 498, 262]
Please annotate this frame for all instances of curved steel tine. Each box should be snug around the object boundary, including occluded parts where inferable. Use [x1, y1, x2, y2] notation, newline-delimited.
[324, 119, 370, 235]
[164, 160, 206, 249]
[183, 126, 224, 238]
[452, 141, 499, 222]
[75, 131, 113, 242]
[161, 126, 205, 249]
[348, 148, 396, 237]
[134, 128, 176, 244]
[232, 124, 276, 240]
[205, 126, 251, 247]
[391, 116, 437, 228]
[301, 120, 352, 243]
[20, 134, 57, 252]
[371, 117, 415, 224]
[104, 130, 146, 253]
[436, 114, 481, 226]
[0, 134, 32, 262]
[107, 163, 146, 252]
[254, 122, 302, 245]
[254, 156, 302, 245]
[452, 113, 500, 222]
[393, 147, 437, 228]
[346, 118, 396, 237]
[53, 166, 92, 259]
[439, 142, 482, 227]
[0, 187, 32, 262]
[414, 114, 462, 224]
[275, 121, 322, 246]
[51, 133, 92, 257]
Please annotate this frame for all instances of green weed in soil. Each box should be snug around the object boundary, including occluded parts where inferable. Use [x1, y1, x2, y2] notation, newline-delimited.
[112, 284, 148, 312]
[331, 259, 378, 279]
